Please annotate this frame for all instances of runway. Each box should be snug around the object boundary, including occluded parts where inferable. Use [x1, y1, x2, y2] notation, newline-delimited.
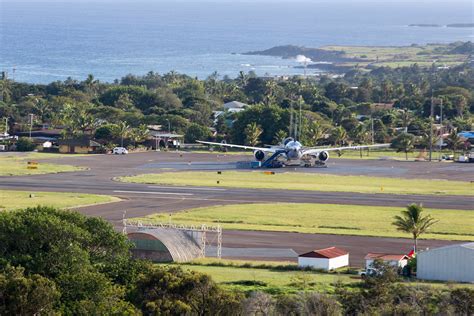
[1, 151, 472, 266]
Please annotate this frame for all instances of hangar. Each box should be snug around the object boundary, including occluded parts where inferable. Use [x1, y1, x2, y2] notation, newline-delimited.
[417, 242, 474, 283]
[127, 228, 203, 262]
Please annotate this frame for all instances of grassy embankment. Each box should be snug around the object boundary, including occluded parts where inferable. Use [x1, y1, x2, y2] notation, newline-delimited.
[322, 44, 468, 69]
[0, 153, 85, 176]
[0, 190, 120, 211]
[120, 171, 474, 196]
[163, 259, 474, 294]
[133, 203, 474, 241]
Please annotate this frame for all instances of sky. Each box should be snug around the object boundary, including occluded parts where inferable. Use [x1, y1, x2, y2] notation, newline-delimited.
[2, 0, 473, 3]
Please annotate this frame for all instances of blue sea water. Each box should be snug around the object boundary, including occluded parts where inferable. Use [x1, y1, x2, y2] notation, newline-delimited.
[0, 0, 473, 83]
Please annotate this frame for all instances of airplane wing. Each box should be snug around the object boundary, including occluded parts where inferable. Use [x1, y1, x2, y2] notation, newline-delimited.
[302, 143, 391, 155]
[196, 140, 279, 153]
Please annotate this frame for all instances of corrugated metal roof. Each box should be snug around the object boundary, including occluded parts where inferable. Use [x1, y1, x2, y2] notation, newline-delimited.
[299, 247, 348, 259]
[365, 253, 408, 261]
[420, 242, 474, 253]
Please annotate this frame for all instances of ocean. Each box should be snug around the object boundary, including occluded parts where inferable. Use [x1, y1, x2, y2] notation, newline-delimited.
[0, 0, 473, 83]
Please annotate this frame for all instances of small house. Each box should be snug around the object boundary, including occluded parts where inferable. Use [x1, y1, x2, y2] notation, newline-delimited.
[298, 247, 349, 271]
[58, 138, 102, 154]
[365, 253, 409, 269]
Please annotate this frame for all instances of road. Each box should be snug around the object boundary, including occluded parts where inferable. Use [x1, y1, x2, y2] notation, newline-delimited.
[1, 151, 472, 265]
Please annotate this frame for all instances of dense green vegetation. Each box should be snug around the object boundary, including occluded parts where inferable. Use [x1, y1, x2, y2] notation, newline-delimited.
[1, 207, 473, 315]
[133, 203, 474, 241]
[1, 46, 473, 153]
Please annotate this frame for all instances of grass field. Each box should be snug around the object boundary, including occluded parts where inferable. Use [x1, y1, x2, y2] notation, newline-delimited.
[0, 190, 119, 211]
[168, 259, 473, 294]
[170, 261, 358, 294]
[0, 153, 84, 176]
[134, 203, 474, 241]
[322, 44, 468, 69]
[120, 171, 474, 196]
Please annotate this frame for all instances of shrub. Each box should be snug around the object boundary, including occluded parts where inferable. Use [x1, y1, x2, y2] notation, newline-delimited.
[16, 137, 36, 152]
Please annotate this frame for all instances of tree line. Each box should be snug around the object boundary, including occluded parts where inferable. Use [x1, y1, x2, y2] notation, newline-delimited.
[0, 63, 473, 152]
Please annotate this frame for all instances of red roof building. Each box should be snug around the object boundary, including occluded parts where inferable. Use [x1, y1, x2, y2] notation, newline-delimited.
[300, 247, 348, 259]
[365, 253, 409, 269]
[298, 247, 349, 271]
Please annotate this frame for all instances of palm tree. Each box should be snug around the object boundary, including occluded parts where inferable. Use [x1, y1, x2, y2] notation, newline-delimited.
[307, 121, 328, 146]
[331, 126, 347, 146]
[445, 130, 464, 157]
[392, 204, 438, 252]
[392, 132, 415, 160]
[398, 109, 412, 133]
[273, 130, 287, 144]
[114, 121, 130, 147]
[244, 122, 262, 146]
[130, 124, 149, 146]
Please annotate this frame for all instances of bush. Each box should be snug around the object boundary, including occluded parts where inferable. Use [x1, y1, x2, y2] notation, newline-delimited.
[15, 137, 36, 152]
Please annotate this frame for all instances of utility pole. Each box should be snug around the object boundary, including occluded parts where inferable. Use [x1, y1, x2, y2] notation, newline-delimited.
[429, 93, 434, 162]
[4, 117, 8, 136]
[438, 99, 444, 161]
[28, 114, 34, 139]
[371, 116, 375, 145]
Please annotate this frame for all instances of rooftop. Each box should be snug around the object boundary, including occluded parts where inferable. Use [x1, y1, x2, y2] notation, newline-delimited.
[299, 247, 348, 259]
[365, 253, 409, 261]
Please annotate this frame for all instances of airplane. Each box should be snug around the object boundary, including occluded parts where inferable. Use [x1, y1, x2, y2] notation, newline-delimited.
[197, 138, 390, 168]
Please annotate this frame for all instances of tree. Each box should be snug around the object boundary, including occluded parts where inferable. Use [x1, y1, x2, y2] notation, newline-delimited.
[185, 123, 211, 143]
[306, 121, 328, 146]
[0, 265, 60, 315]
[331, 126, 348, 146]
[129, 124, 149, 146]
[445, 129, 464, 156]
[15, 137, 36, 152]
[244, 122, 263, 146]
[273, 129, 287, 144]
[391, 133, 415, 160]
[113, 121, 130, 147]
[0, 206, 139, 314]
[131, 266, 242, 315]
[392, 204, 438, 252]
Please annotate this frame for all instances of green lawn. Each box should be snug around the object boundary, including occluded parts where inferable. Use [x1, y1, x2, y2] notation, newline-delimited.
[134, 203, 474, 241]
[168, 259, 473, 294]
[0, 190, 120, 211]
[170, 263, 358, 294]
[119, 171, 474, 196]
[0, 153, 84, 176]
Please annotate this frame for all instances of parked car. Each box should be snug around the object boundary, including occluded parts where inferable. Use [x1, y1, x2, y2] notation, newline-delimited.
[359, 268, 380, 278]
[113, 147, 128, 155]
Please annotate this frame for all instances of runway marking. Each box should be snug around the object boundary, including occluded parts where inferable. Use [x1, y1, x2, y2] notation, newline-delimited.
[147, 186, 227, 191]
[113, 190, 194, 196]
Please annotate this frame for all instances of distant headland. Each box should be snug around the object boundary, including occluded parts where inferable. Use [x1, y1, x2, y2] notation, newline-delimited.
[243, 42, 473, 74]
[409, 23, 474, 28]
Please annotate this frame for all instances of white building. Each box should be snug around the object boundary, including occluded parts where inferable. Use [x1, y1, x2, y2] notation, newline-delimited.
[365, 253, 409, 270]
[417, 242, 474, 283]
[298, 247, 349, 271]
[223, 101, 248, 113]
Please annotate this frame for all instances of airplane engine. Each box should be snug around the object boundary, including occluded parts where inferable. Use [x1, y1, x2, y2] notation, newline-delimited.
[254, 150, 265, 161]
[318, 151, 329, 162]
